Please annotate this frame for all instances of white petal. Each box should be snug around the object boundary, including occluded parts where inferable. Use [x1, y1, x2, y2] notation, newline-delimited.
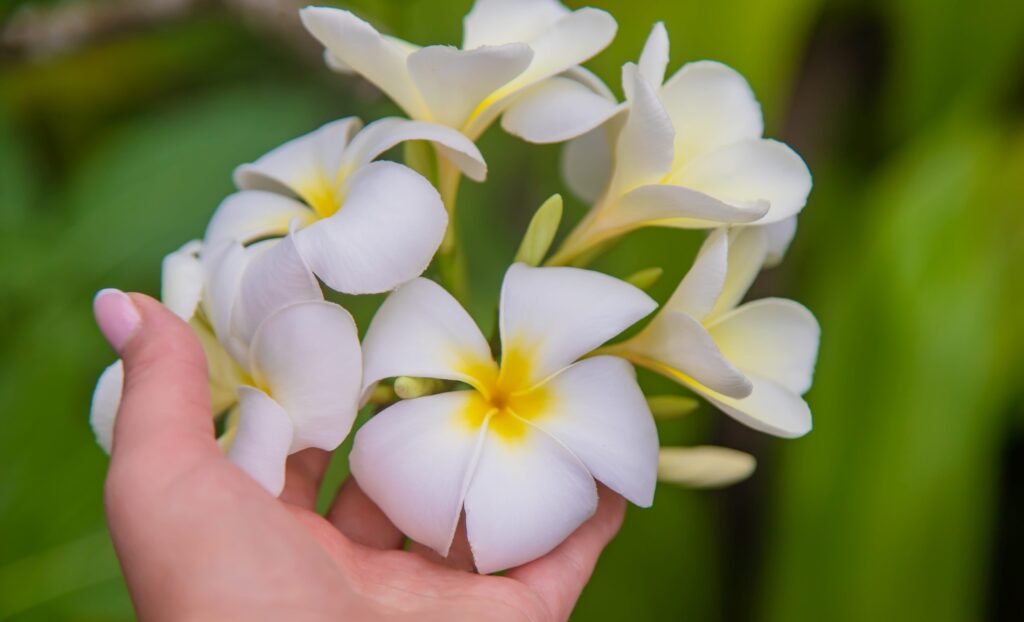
[602, 183, 768, 233]
[763, 216, 798, 267]
[499, 263, 656, 387]
[340, 117, 487, 182]
[637, 22, 669, 87]
[707, 226, 768, 319]
[528, 356, 658, 506]
[707, 298, 820, 395]
[464, 421, 597, 573]
[501, 76, 620, 144]
[463, 0, 570, 49]
[90, 360, 123, 454]
[249, 301, 361, 452]
[673, 138, 812, 224]
[561, 125, 613, 203]
[200, 240, 247, 347]
[351, 391, 489, 556]
[663, 228, 728, 320]
[296, 161, 447, 295]
[408, 44, 532, 130]
[609, 64, 674, 195]
[660, 61, 763, 160]
[228, 386, 294, 496]
[233, 118, 362, 199]
[231, 232, 323, 345]
[658, 446, 756, 488]
[160, 240, 203, 321]
[561, 65, 615, 101]
[618, 310, 752, 399]
[362, 278, 496, 390]
[299, 8, 425, 118]
[204, 191, 314, 250]
[697, 373, 812, 438]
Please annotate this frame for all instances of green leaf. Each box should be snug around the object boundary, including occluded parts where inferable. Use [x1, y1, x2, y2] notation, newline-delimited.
[624, 267, 664, 291]
[514, 194, 563, 266]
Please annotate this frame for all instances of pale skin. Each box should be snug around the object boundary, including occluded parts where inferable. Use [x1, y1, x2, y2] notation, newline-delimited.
[101, 294, 626, 621]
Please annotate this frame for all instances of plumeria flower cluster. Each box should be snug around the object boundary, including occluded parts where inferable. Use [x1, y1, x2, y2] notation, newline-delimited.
[91, 0, 820, 574]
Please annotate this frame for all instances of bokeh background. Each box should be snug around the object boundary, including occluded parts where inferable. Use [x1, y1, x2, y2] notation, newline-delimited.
[2, 0, 1022, 620]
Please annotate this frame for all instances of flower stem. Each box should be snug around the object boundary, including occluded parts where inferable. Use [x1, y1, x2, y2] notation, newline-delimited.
[435, 154, 469, 302]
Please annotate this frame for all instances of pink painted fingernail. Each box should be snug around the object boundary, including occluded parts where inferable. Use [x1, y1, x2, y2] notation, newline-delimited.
[94, 288, 141, 353]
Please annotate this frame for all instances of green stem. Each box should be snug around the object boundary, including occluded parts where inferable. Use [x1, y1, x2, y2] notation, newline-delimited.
[435, 154, 469, 302]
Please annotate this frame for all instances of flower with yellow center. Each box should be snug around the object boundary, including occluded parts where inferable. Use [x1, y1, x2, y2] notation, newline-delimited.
[352, 263, 660, 573]
[204, 116, 487, 294]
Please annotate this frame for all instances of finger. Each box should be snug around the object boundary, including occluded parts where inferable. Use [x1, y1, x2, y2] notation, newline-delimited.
[408, 513, 475, 572]
[504, 484, 626, 621]
[327, 478, 405, 549]
[279, 448, 332, 509]
[96, 290, 219, 478]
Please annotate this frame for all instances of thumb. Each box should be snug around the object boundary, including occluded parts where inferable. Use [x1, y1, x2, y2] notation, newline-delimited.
[94, 289, 219, 475]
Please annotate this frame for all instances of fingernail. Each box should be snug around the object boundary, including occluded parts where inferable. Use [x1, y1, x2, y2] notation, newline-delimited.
[94, 288, 141, 353]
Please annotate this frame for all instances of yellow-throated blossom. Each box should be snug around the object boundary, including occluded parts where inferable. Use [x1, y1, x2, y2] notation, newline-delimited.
[298, 0, 617, 142]
[505, 23, 811, 265]
[91, 236, 362, 495]
[205, 116, 486, 294]
[351, 264, 659, 573]
[606, 227, 820, 437]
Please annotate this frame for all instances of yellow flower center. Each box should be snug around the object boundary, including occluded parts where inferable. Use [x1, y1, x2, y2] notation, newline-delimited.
[459, 345, 551, 443]
[298, 172, 344, 219]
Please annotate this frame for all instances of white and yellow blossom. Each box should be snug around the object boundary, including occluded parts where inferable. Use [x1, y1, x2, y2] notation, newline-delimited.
[351, 264, 659, 573]
[91, 237, 362, 495]
[299, 0, 617, 142]
[606, 227, 820, 437]
[205, 116, 486, 294]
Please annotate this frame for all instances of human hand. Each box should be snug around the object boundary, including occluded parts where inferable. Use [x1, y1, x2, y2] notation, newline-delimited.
[95, 291, 626, 622]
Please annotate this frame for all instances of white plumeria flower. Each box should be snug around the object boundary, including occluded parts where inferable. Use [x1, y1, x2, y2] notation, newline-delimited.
[205, 116, 486, 294]
[510, 23, 811, 265]
[352, 264, 659, 573]
[606, 227, 820, 437]
[299, 0, 617, 142]
[90, 236, 362, 496]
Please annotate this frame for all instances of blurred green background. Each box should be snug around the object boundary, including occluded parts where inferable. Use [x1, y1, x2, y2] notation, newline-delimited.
[2, 0, 1022, 620]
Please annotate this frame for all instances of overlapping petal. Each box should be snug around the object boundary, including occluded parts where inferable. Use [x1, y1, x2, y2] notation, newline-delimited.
[663, 228, 728, 320]
[561, 125, 614, 203]
[501, 76, 619, 144]
[227, 386, 294, 495]
[160, 240, 204, 321]
[697, 373, 813, 438]
[204, 191, 314, 250]
[463, 0, 570, 49]
[340, 117, 488, 182]
[706, 226, 768, 320]
[609, 64, 674, 195]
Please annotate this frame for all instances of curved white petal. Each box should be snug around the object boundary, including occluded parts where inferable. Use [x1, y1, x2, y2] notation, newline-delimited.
[660, 61, 764, 160]
[528, 356, 658, 506]
[161, 240, 204, 321]
[561, 65, 615, 101]
[664, 228, 728, 320]
[501, 76, 620, 144]
[658, 446, 756, 488]
[707, 298, 820, 395]
[90, 360, 123, 454]
[231, 232, 323, 345]
[499, 264, 656, 387]
[637, 22, 669, 87]
[408, 44, 532, 130]
[362, 278, 496, 390]
[296, 161, 447, 295]
[673, 138, 812, 224]
[299, 8, 425, 118]
[249, 301, 361, 452]
[233, 118, 363, 199]
[351, 391, 489, 556]
[228, 386, 294, 496]
[200, 240, 247, 346]
[707, 226, 768, 320]
[763, 216, 798, 267]
[697, 373, 813, 438]
[464, 421, 597, 573]
[561, 125, 613, 203]
[463, 0, 570, 49]
[340, 117, 487, 182]
[605, 184, 768, 232]
[609, 64, 674, 196]
[619, 310, 752, 399]
[204, 191, 314, 250]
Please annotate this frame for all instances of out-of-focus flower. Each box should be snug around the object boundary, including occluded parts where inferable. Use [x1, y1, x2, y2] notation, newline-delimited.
[606, 228, 820, 437]
[299, 0, 617, 141]
[351, 264, 658, 573]
[90, 237, 362, 495]
[205, 117, 486, 294]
